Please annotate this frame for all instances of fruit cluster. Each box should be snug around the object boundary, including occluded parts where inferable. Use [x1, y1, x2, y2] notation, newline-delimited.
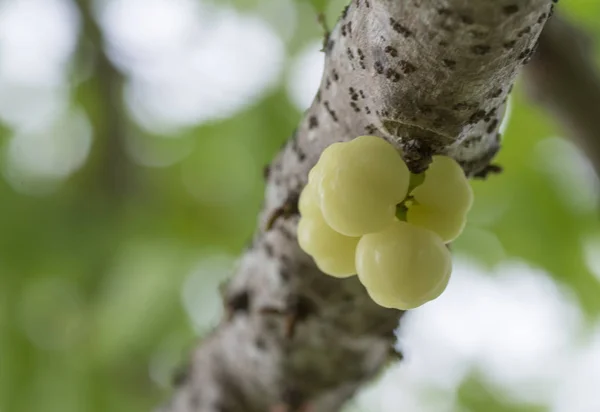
[298, 135, 473, 310]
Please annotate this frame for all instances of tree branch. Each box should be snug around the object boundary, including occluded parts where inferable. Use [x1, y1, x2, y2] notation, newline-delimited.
[522, 14, 600, 174]
[162, 1, 554, 411]
[75, 0, 132, 199]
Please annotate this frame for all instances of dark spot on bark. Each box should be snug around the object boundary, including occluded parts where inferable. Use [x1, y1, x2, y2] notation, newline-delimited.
[350, 101, 361, 112]
[443, 59, 456, 68]
[279, 267, 290, 281]
[264, 242, 274, 257]
[437, 7, 451, 16]
[359, 90, 365, 98]
[228, 290, 250, 313]
[365, 106, 371, 114]
[517, 26, 531, 37]
[439, 40, 449, 47]
[460, 14, 474, 24]
[402, 139, 434, 173]
[399, 60, 416, 74]
[490, 88, 502, 98]
[473, 163, 504, 179]
[266, 191, 300, 230]
[332, 69, 339, 81]
[374, 61, 384, 74]
[325, 77, 331, 89]
[365, 124, 378, 134]
[290, 128, 298, 146]
[263, 164, 271, 180]
[538, 13, 547, 23]
[326, 38, 335, 53]
[365, 0, 370, 7]
[324, 101, 338, 122]
[503, 5, 519, 15]
[389, 18, 412, 37]
[280, 253, 292, 267]
[342, 291, 354, 302]
[518, 48, 531, 60]
[289, 294, 317, 322]
[463, 135, 482, 148]
[341, 5, 349, 19]
[471, 44, 491, 55]
[282, 388, 305, 410]
[359, 61, 366, 69]
[347, 47, 354, 60]
[452, 102, 473, 111]
[433, 115, 447, 129]
[347, 21, 352, 35]
[503, 40, 516, 49]
[468, 110, 486, 124]
[384, 45, 398, 57]
[264, 318, 278, 332]
[349, 87, 359, 100]
[389, 346, 404, 362]
[420, 104, 433, 114]
[385, 68, 401, 82]
[487, 119, 499, 134]
[279, 224, 296, 241]
[357, 48, 365, 61]
[308, 115, 318, 129]
[172, 364, 190, 387]
[255, 337, 267, 350]
[549, 4, 555, 17]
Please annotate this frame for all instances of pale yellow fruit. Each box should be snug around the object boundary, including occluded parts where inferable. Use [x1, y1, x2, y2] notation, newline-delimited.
[406, 206, 466, 244]
[297, 209, 359, 278]
[355, 220, 452, 310]
[313, 135, 410, 236]
[298, 182, 320, 217]
[407, 155, 473, 242]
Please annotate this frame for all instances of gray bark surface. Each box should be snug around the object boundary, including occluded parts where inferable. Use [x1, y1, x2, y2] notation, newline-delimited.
[162, 1, 554, 411]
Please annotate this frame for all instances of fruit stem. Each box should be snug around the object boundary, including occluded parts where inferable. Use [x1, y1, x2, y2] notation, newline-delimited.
[408, 172, 425, 193]
[396, 204, 408, 221]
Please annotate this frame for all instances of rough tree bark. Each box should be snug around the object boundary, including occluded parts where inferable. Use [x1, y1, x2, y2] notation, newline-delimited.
[162, 1, 555, 411]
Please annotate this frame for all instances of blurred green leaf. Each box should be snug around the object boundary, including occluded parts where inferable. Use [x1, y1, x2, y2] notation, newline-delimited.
[457, 372, 547, 412]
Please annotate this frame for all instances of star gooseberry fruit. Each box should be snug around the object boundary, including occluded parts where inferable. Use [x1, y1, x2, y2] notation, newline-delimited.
[406, 155, 473, 243]
[297, 183, 359, 277]
[355, 220, 452, 310]
[310, 135, 410, 237]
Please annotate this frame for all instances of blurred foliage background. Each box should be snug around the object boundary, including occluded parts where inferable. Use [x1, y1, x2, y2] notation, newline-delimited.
[1, 1, 600, 412]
